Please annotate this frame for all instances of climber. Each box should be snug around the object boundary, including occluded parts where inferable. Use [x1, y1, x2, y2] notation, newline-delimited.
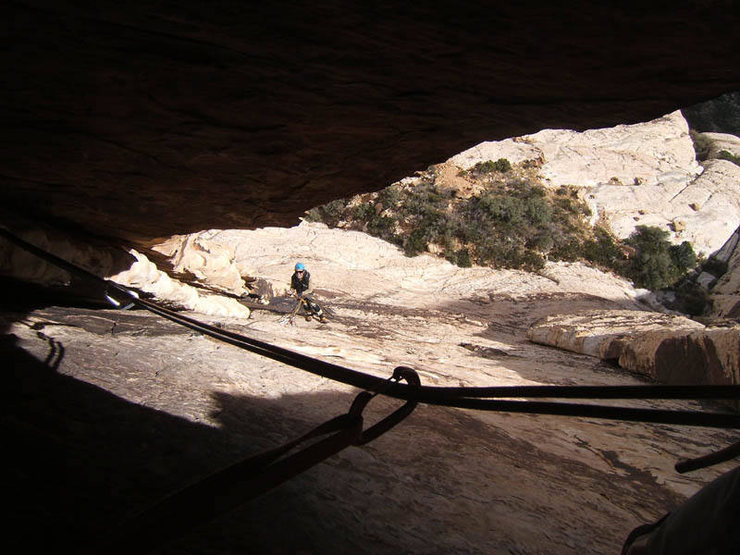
[290, 262, 326, 322]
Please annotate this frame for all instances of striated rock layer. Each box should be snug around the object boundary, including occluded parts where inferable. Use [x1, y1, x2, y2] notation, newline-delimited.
[528, 312, 740, 409]
[526, 310, 705, 361]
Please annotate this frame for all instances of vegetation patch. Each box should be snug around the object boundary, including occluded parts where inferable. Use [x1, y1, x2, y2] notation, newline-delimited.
[471, 158, 512, 175]
[304, 161, 699, 291]
[623, 226, 697, 290]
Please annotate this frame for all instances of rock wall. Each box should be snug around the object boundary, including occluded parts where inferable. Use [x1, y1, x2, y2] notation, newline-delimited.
[449, 111, 740, 257]
[528, 312, 740, 406]
[110, 249, 251, 318]
[152, 232, 248, 294]
[2, 2, 739, 244]
[526, 310, 704, 361]
[712, 227, 740, 318]
[631, 327, 740, 388]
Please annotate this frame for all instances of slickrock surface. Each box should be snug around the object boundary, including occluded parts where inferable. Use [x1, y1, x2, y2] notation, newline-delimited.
[449, 111, 740, 256]
[4, 223, 737, 553]
[527, 311, 705, 360]
[528, 313, 740, 402]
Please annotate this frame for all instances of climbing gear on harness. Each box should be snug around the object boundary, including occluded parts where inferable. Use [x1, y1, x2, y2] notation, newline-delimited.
[279, 295, 327, 325]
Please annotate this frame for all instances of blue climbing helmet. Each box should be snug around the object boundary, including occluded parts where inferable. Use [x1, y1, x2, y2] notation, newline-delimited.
[295, 262, 306, 271]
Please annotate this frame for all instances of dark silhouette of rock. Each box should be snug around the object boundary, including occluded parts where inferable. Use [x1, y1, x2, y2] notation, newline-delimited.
[2, 2, 739, 245]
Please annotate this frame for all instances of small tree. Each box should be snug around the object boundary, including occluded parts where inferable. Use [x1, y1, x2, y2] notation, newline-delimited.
[625, 226, 698, 290]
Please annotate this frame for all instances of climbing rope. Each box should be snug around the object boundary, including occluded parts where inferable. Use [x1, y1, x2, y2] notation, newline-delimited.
[2, 226, 740, 429]
[4, 226, 739, 553]
[84, 366, 420, 554]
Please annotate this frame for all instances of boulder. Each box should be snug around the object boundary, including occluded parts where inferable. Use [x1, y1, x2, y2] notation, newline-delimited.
[528, 311, 739, 407]
[110, 249, 250, 318]
[153, 232, 247, 294]
[622, 326, 740, 389]
[527, 310, 704, 361]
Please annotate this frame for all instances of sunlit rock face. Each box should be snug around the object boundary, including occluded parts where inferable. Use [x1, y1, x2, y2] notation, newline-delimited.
[3, 221, 737, 552]
[528, 311, 740, 399]
[2, 2, 739, 245]
[449, 111, 740, 257]
[526, 310, 705, 361]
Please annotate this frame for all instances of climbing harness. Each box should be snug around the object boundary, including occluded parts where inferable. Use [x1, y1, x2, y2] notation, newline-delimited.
[279, 296, 306, 325]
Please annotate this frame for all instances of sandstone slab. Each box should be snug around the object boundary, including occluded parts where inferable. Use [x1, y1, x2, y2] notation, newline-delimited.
[527, 310, 704, 360]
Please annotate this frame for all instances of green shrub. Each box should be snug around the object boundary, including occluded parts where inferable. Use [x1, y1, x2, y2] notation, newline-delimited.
[470, 185, 552, 228]
[304, 207, 322, 222]
[378, 185, 403, 208]
[353, 202, 376, 221]
[367, 214, 397, 237]
[478, 193, 524, 224]
[670, 241, 697, 271]
[404, 229, 427, 257]
[625, 226, 698, 290]
[454, 248, 472, 267]
[524, 195, 552, 225]
[550, 238, 582, 262]
[527, 232, 554, 252]
[473, 158, 512, 174]
[403, 183, 448, 216]
[583, 227, 625, 270]
[305, 167, 700, 292]
[304, 198, 350, 227]
[556, 185, 580, 198]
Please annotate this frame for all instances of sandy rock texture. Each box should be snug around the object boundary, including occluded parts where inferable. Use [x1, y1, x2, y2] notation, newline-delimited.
[449, 111, 740, 256]
[3, 221, 739, 553]
[153, 232, 248, 294]
[527, 311, 704, 360]
[528, 313, 739, 397]
[111, 248, 251, 318]
[2, 258, 737, 554]
[5, 227, 739, 554]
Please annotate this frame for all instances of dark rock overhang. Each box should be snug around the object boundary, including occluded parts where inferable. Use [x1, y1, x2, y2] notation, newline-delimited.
[2, 1, 739, 246]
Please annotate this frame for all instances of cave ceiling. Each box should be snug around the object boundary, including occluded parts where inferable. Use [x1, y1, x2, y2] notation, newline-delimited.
[2, 1, 739, 246]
